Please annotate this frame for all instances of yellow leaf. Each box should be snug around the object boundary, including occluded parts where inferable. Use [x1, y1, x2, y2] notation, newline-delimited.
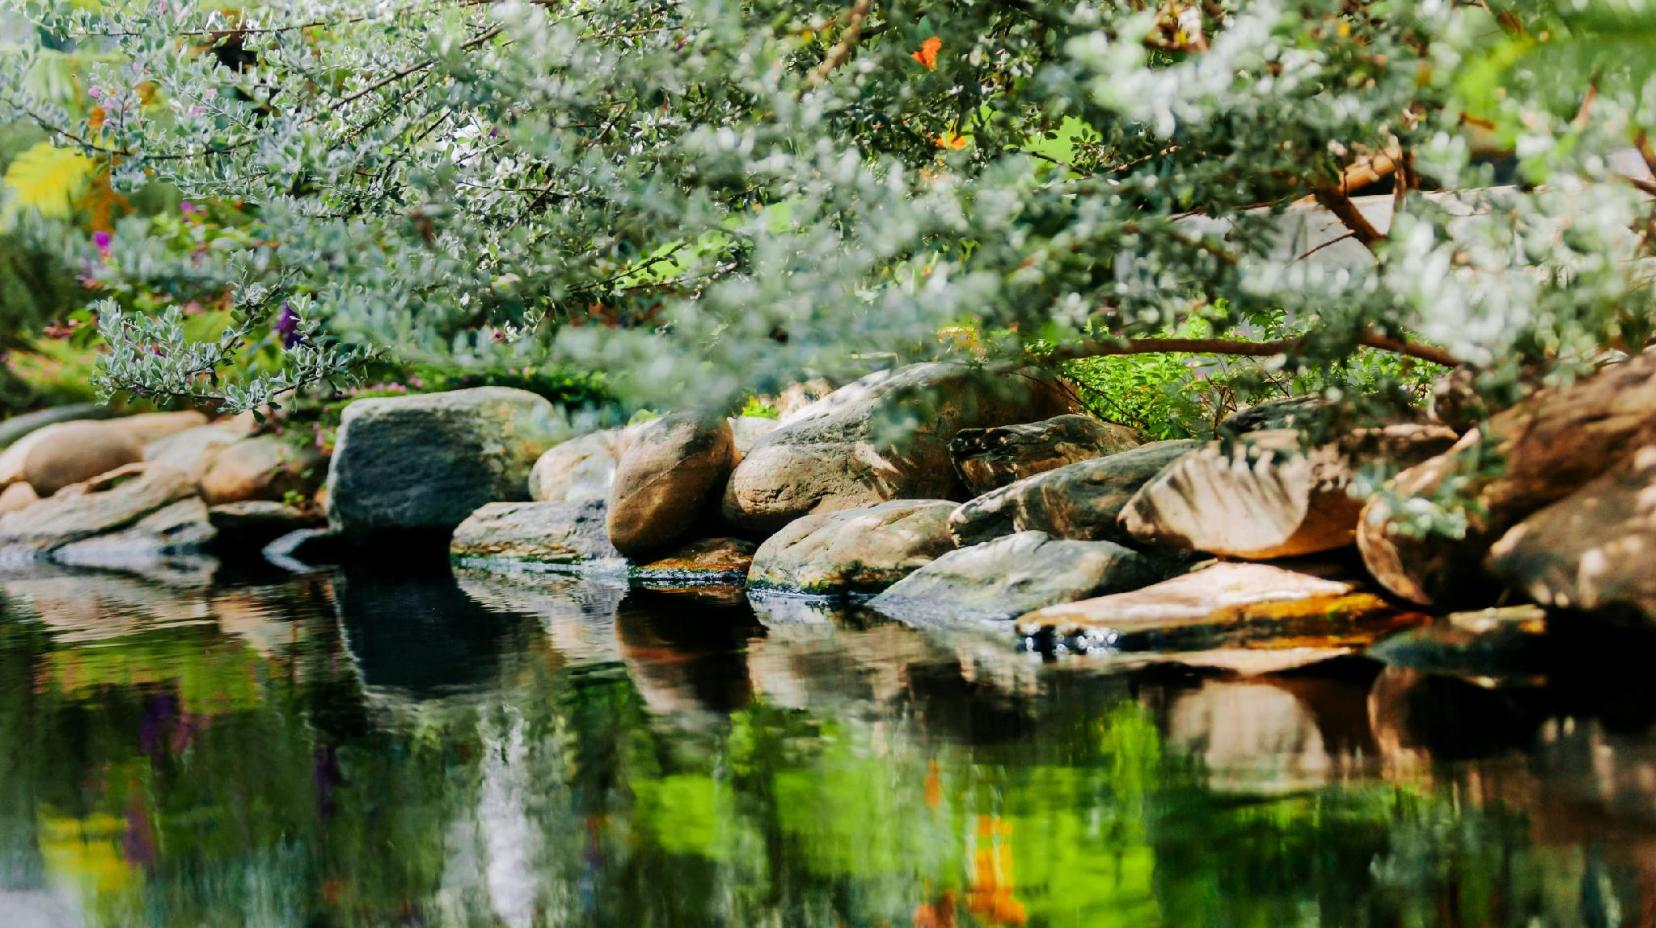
[2, 141, 96, 227]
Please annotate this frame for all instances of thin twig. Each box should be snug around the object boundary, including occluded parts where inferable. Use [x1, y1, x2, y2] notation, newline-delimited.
[808, 0, 872, 86]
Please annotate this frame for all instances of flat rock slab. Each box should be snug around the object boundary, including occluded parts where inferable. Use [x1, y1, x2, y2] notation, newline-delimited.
[747, 499, 957, 596]
[327, 386, 566, 540]
[950, 439, 1200, 545]
[209, 501, 324, 548]
[1365, 605, 1549, 679]
[869, 531, 1166, 624]
[949, 413, 1142, 495]
[632, 537, 755, 587]
[52, 497, 217, 569]
[0, 464, 195, 560]
[1016, 561, 1409, 652]
[450, 498, 625, 573]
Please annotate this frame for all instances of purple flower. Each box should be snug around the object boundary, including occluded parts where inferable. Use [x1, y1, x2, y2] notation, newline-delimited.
[93, 230, 112, 258]
[275, 303, 302, 349]
[180, 201, 198, 215]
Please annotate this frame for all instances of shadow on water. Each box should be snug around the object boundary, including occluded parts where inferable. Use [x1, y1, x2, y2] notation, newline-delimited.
[4, 557, 1656, 926]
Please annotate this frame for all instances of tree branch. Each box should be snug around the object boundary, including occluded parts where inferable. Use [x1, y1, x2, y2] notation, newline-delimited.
[1045, 330, 1459, 367]
[808, 0, 872, 86]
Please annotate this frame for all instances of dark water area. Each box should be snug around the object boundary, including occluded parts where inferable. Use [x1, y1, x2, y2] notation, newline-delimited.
[1, 558, 1655, 928]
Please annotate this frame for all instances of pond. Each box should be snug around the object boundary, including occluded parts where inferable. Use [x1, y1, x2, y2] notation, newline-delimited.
[0, 557, 1653, 928]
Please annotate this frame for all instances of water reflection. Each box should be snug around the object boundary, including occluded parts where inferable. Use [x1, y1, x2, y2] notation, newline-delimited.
[0, 562, 1654, 926]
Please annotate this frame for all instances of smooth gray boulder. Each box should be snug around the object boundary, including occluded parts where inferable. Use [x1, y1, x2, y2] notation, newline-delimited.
[327, 387, 565, 539]
[723, 363, 1079, 536]
[949, 413, 1142, 495]
[869, 531, 1165, 623]
[450, 498, 625, 571]
[949, 440, 1200, 546]
[747, 499, 956, 596]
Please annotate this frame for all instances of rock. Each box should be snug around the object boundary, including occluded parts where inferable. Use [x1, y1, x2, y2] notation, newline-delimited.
[199, 435, 325, 505]
[208, 501, 324, 549]
[632, 537, 756, 586]
[0, 481, 38, 516]
[0, 463, 195, 560]
[528, 429, 623, 503]
[15, 421, 143, 497]
[450, 498, 625, 572]
[1359, 350, 1656, 606]
[0, 403, 114, 449]
[108, 410, 209, 445]
[606, 413, 733, 555]
[144, 421, 253, 480]
[776, 378, 837, 422]
[747, 499, 956, 596]
[723, 363, 1079, 536]
[949, 440, 1200, 546]
[1366, 606, 1549, 678]
[52, 496, 217, 568]
[868, 531, 1167, 624]
[1016, 562, 1407, 652]
[1487, 445, 1656, 621]
[1121, 425, 1456, 560]
[729, 416, 779, 463]
[327, 387, 566, 540]
[949, 413, 1143, 495]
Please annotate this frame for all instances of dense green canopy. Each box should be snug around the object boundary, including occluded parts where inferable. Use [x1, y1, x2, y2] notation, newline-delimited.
[0, 1, 1652, 420]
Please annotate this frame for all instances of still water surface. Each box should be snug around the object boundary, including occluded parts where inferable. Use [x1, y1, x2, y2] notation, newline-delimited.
[0, 558, 1653, 927]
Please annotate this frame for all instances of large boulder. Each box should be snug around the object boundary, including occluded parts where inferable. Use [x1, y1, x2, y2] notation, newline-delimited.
[0, 403, 115, 449]
[949, 440, 1200, 546]
[108, 410, 210, 446]
[1016, 562, 1402, 653]
[1359, 350, 1656, 606]
[327, 387, 565, 540]
[1487, 445, 1656, 622]
[8, 421, 142, 497]
[450, 498, 624, 570]
[529, 429, 624, 503]
[1121, 425, 1456, 560]
[0, 463, 197, 560]
[606, 414, 734, 555]
[199, 435, 325, 505]
[949, 413, 1142, 495]
[723, 363, 1079, 536]
[747, 499, 956, 595]
[869, 531, 1166, 624]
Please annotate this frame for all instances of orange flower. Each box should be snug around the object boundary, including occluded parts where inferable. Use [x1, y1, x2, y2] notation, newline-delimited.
[911, 36, 941, 70]
[934, 131, 967, 150]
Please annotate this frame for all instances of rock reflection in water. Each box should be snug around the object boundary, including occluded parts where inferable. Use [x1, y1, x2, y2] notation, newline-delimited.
[1, 564, 1655, 926]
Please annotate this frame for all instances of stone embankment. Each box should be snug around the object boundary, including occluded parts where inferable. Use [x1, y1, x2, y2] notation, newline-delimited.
[7, 353, 1655, 667]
